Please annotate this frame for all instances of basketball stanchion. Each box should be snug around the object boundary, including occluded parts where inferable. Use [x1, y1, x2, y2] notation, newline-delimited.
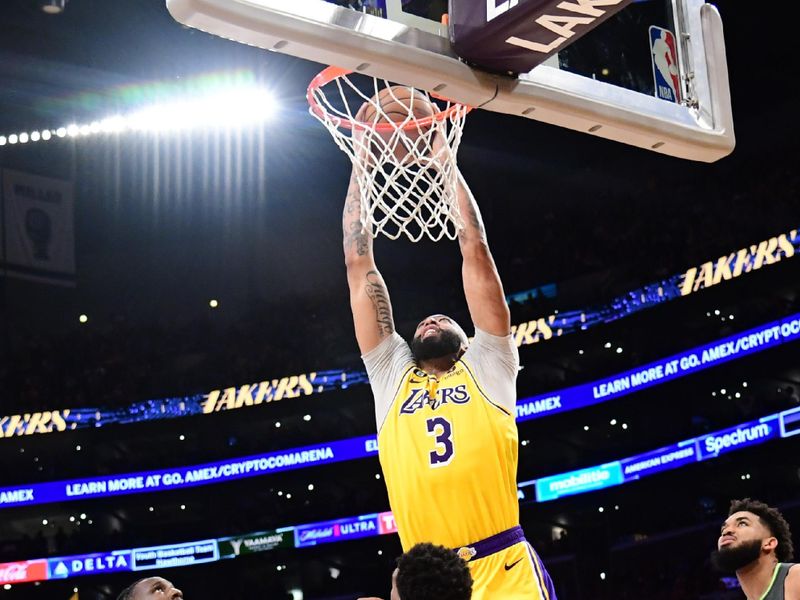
[307, 66, 471, 242]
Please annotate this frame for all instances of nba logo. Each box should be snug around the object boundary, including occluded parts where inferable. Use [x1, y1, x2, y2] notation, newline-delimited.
[649, 26, 682, 104]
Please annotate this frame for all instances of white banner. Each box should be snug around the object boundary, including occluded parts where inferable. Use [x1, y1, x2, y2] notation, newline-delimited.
[2, 169, 75, 285]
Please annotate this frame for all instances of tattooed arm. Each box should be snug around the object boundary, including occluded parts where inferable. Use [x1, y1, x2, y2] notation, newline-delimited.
[343, 169, 397, 354]
[455, 170, 510, 336]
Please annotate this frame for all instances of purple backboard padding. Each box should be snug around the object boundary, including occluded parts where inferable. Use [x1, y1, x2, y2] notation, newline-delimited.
[449, 0, 634, 75]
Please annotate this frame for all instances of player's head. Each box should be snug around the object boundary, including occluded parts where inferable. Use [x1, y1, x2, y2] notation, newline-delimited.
[390, 542, 473, 600]
[410, 315, 468, 362]
[711, 498, 794, 572]
[117, 577, 184, 600]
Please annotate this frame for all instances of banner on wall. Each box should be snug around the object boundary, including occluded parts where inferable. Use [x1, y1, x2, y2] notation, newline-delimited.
[1, 169, 75, 285]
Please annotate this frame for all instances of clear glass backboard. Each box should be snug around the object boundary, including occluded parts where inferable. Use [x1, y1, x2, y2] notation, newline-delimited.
[166, 0, 734, 162]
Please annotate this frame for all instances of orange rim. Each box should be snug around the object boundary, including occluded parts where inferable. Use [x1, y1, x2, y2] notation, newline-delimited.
[307, 66, 471, 132]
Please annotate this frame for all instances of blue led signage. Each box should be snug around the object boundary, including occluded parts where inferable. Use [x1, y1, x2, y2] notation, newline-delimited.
[294, 514, 380, 548]
[516, 313, 800, 421]
[47, 551, 132, 579]
[0, 436, 377, 508]
[2, 314, 799, 510]
[523, 412, 791, 502]
[131, 540, 218, 571]
[6, 407, 800, 585]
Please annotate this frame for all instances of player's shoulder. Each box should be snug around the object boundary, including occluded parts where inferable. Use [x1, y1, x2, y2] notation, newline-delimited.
[785, 563, 800, 598]
[786, 562, 800, 579]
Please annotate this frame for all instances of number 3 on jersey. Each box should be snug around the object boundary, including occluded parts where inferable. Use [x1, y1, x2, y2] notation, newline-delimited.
[426, 417, 454, 467]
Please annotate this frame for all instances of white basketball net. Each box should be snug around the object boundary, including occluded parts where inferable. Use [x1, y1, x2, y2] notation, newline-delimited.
[309, 72, 469, 242]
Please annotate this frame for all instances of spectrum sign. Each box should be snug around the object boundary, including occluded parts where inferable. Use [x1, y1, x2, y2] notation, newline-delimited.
[525, 412, 786, 502]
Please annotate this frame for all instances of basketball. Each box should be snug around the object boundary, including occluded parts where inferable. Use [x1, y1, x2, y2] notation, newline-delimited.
[360, 86, 436, 163]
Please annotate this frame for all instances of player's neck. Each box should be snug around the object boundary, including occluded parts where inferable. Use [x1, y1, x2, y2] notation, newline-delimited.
[417, 354, 459, 377]
[737, 557, 779, 600]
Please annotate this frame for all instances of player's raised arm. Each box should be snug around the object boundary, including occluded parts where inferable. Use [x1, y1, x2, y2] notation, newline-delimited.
[455, 170, 511, 337]
[343, 167, 397, 354]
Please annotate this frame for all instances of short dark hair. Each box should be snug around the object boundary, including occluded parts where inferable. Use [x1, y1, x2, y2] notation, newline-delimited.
[116, 578, 146, 600]
[396, 543, 473, 600]
[729, 498, 795, 562]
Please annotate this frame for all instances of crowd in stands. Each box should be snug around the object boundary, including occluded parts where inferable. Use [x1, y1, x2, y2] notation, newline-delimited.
[1, 151, 797, 418]
[0, 133, 798, 599]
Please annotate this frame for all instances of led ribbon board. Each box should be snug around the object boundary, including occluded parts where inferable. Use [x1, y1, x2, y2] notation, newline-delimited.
[1, 227, 796, 439]
[0, 436, 377, 508]
[7, 404, 800, 585]
[1, 313, 798, 510]
[524, 408, 800, 502]
[516, 312, 800, 421]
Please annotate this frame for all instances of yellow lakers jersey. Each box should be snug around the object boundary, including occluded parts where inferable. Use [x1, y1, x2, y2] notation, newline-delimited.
[377, 349, 520, 550]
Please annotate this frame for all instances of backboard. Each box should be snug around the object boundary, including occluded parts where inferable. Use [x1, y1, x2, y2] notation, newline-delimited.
[166, 0, 734, 162]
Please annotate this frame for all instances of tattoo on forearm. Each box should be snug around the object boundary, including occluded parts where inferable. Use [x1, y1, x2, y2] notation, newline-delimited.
[365, 270, 394, 337]
[343, 184, 371, 256]
[459, 198, 486, 245]
[344, 220, 369, 256]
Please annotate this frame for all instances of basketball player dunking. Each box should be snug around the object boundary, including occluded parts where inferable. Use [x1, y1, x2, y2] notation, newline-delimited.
[342, 139, 557, 599]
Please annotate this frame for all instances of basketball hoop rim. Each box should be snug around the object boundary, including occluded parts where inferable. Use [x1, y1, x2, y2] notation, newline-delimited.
[307, 66, 471, 132]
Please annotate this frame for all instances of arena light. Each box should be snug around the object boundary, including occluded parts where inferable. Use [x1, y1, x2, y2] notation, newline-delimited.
[0, 87, 275, 147]
[41, 0, 67, 14]
[126, 87, 274, 132]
